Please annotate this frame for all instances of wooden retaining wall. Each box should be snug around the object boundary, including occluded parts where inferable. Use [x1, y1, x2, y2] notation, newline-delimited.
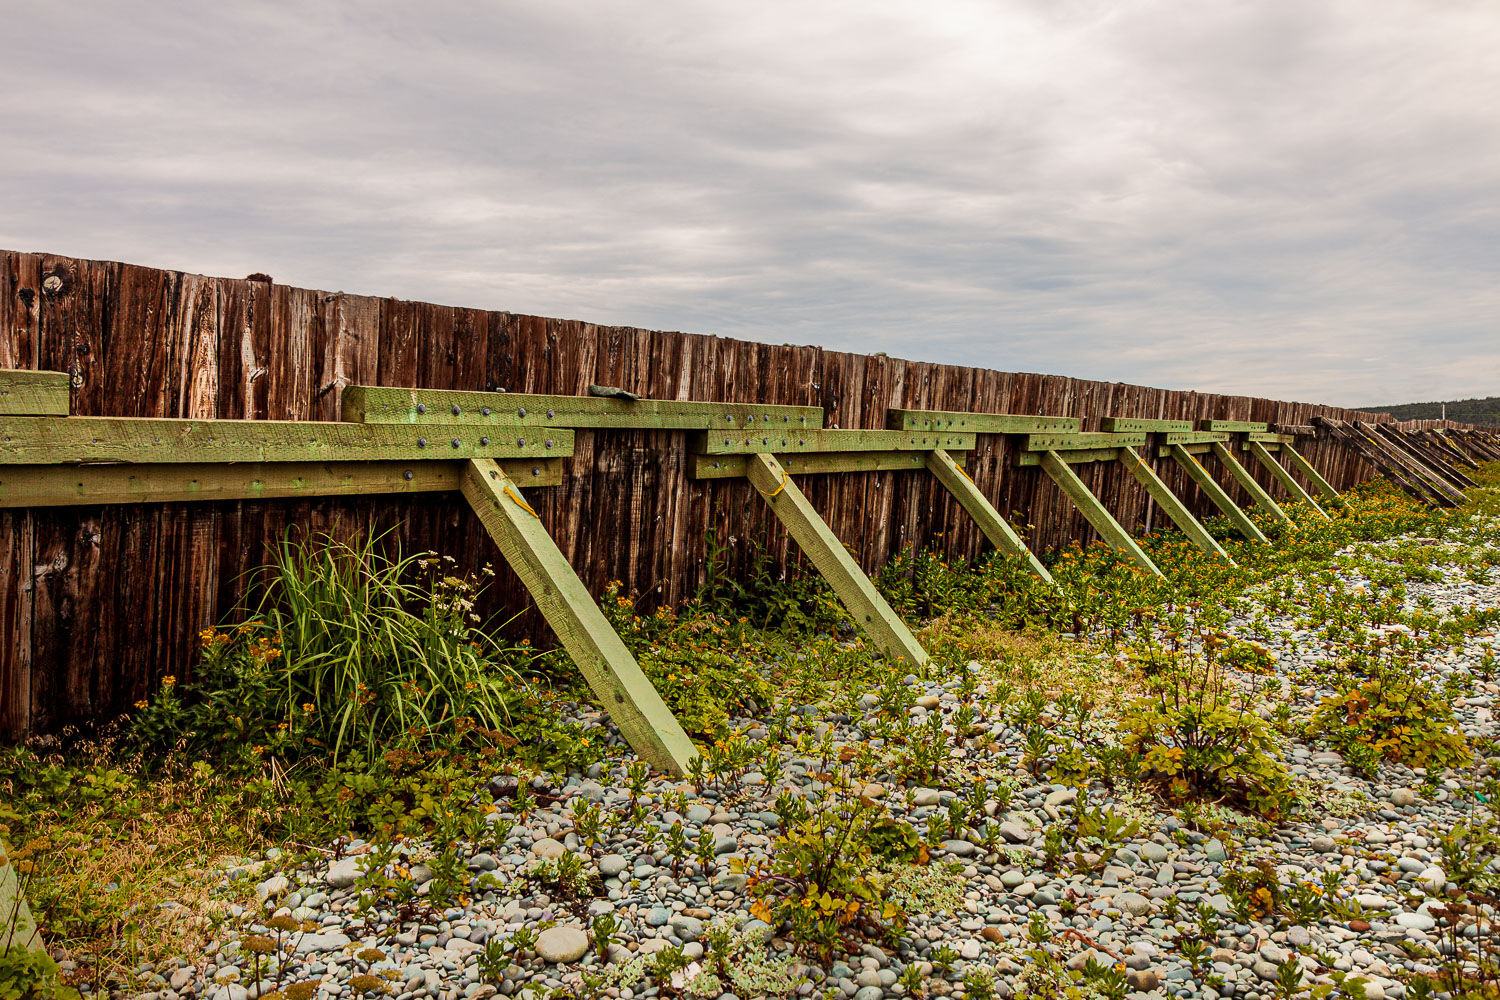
[0, 249, 1416, 738]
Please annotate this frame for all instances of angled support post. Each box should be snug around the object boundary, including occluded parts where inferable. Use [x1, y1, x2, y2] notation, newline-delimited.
[1167, 445, 1270, 543]
[747, 453, 928, 666]
[0, 838, 43, 953]
[924, 448, 1054, 584]
[1210, 441, 1291, 524]
[461, 459, 697, 776]
[1119, 446, 1233, 561]
[1039, 450, 1164, 577]
[1278, 443, 1342, 506]
[1247, 441, 1330, 520]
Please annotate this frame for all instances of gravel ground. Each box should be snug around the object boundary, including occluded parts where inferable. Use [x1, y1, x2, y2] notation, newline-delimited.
[139, 524, 1500, 1000]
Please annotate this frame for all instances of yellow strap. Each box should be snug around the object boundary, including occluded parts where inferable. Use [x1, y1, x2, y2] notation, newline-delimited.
[758, 468, 788, 498]
[955, 461, 977, 485]
[504, 486, 540, 518]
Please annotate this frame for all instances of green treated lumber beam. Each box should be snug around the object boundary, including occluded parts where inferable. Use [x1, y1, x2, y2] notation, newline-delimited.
[691, 450, 961, 480]
[1100, 417, 1193, 433]
[746, 453, 929, 665]
[0, 370, 69, 416]
[0, 416, 572, 465]
[1164, 431, 1231, 445]
[1023, 431, 1147, 452]
[1279, 443, 1342, 505]
[1156, 443, 1213, 457]
[0, 459, 564, 507]
[1247, 441, 1330, 520]
[1200, 419, 1269, 433]
[1039, 450, 1164, 577]
[1168, 444, 1270, 543]
[344, 385, 823, 430]
[1375, 425, 1475, 490]
[0, 837, 43, 952]
[461, 459, 697, 776]
[887, 409, 1079, 434]
[1210, 441, 1291, 523]
[1119, 446, 1232, 560]
[925, 448, 1053, 583]
[1351, 421, 1467, 505]
[697, 428, 975, 455]
[1245, 431, 1296, 444]
[1014, 447, 1122, 466]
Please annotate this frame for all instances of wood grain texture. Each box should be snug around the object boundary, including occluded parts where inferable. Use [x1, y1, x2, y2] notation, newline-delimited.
[0, 248, 1474, 738]
[0, 370, 69, 415]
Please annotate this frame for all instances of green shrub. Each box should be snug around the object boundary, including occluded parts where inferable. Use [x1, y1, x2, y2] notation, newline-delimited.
[1117, 648, 1296, 818]
[1308, 671, 1471, 773]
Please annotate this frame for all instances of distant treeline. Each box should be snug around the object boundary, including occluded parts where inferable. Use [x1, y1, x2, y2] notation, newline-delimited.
[1367, 396, 1500, 427]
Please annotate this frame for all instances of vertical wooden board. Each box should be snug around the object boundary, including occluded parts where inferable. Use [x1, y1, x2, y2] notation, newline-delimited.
[320, 292, 383, 421]
[0, 511, 33, 739]
[173, 273, 222, 420]
[105, 261, 176, 416]
[35, 255, 107, 415]
[0, 252, 43, 370]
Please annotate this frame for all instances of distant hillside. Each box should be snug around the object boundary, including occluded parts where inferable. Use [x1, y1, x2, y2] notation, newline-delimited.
[1365, 396, 1500, 427]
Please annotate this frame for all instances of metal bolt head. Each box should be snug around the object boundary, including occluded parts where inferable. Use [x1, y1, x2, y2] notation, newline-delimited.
[451, 438, 461, 448]
[482, 406, 491, 417]
[519, 407, 527, 418]
[403, 470, 414, 481]
[452, 404, 461, 416]
[416, 436, 427, 448]
[517, 437, 526, 447]
[416, 403, 426, 414]
[480, 436, 490, 446]
[546, 409, 555, 419]
[545, 438, 554, 448]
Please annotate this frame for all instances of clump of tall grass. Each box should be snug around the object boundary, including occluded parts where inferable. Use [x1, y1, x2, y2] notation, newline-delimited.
[255, 531, 521, 761]
[134, 530, 526, 764]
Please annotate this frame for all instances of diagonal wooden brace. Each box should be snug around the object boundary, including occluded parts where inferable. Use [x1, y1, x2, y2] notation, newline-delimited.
[1210, 441, 1291, 524]
[1167, 445, 1270, 543]
[1119, 446, 1233, 561]
[1247, 441, 1330, 520]
[747, 453, 928, 666]
[924, 448, 1054, 584]
[1278, 443, 1342, 506]
[461, 459, 698, 776]
[1039, 450, 1164, 577]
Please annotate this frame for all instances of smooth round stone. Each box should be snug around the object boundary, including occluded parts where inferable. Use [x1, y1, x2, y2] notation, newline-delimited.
[598, 855, 628, 878]
[534, 926, 589, 963]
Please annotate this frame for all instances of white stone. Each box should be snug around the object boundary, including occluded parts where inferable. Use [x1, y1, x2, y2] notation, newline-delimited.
[1417, 866, 1447, 895]
[532, 838, 567, 860]
[324, 856, 364, 889]
[535, 925, 590, 963]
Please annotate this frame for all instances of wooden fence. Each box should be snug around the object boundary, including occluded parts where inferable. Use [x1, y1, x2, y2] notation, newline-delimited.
[0, 249, 1455, 739]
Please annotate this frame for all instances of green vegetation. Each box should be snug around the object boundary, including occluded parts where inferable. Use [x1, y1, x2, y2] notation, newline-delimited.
[1367, 396, 1500, 428]
[3, 462, 1500, 995]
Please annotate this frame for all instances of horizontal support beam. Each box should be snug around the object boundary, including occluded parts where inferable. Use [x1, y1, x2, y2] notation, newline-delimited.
[1273, 424, 1316, 437]
[691, 450, 962, 480]
[0, 369, 69, 416]
[1015, 447, 1121, 466]
[1245, 431, 1295, 444]
[1157, 443, 1213, 457]
[887, 409, 1080, 434]
[0, 416, 571, 465]
[696, 428, 975, 455]
[1163, 431, 1231, 445]
[1023, 431, 1146, 452]
[344, 386, 822, 430]
[0, 459, 563, 507]
[1099, 417, 1192, 433]
[1199, 419, 1268, 433]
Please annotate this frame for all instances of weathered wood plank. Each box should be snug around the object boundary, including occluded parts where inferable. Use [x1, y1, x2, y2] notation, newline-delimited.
[460, 458, 697, 775]
[345, 385, 823, 430]
[691, 450, 960, 480]
[1023, 432, 1147, 451]
[1200, 419, 1268, 432]
[747, 453, 928, 665]
[1168, 444, 1270, 542]
[1279, 442, 1342, 503]
[0, 416, 572, 464]
[925, 448, 1053, 582]
[697, 428, 975, 455]
[1120, 446, 1232, 559]
[1039, 450, 1163, 577]
[1015, 447, 1123, 466]
[1247, 441, 1330, 520]
[1100, 417, 1192, 433]
[1209, 441, 1291, 523]
[0, 459, 564, 507]
[887, 409, 1079, 434]
[0, 369, 69, 416]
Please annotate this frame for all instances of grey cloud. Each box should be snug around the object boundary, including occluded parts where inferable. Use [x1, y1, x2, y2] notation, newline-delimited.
[1, 0, 1496, 406]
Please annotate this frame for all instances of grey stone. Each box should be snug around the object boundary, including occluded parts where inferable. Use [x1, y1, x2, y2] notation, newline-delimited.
[1114, 892, 1151, 916]
[598, 854, 629, 878]
[535, 925, 590, 963]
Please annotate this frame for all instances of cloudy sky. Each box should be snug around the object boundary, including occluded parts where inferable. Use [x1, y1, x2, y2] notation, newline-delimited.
[2, 1, 1496, 406]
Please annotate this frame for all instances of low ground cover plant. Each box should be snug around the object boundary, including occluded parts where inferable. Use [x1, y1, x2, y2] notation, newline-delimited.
[7, 462, 1500, 993]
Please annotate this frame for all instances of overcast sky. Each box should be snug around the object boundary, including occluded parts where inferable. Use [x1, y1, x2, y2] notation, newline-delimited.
[2, 1, 1496, 406]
